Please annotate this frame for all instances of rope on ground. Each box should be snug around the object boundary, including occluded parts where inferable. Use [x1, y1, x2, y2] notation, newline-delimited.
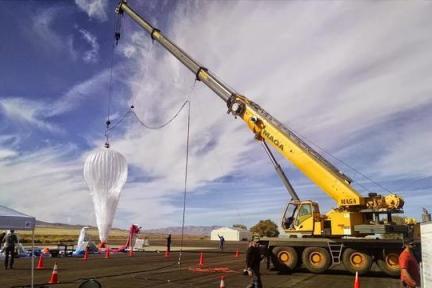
[189, 266, 237, 273]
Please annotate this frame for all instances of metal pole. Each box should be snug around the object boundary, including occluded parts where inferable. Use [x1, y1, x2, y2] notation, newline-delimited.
[261, 141, 300, 201]
[31, 229, 34, 288]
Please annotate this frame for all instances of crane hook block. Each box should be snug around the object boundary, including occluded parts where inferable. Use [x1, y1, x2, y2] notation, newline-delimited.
[115, 32, 121, 45]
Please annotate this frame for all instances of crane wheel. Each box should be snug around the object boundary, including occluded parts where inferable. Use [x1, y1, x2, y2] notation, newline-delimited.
[342, 248, 372, 275]
[272, 247, 298, 272]
[377, 250, 400, 277]
[302, 247, 331, 273]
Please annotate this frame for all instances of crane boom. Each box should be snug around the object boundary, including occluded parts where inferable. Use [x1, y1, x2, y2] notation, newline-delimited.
[116, 0, 365, 207]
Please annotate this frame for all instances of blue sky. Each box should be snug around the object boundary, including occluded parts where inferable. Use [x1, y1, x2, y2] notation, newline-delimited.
[0, 0, 431, 230]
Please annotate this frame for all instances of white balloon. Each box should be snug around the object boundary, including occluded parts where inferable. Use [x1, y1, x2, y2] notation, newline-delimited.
[83, 149, 128, 243]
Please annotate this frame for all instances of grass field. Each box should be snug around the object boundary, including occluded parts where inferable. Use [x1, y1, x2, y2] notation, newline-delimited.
[16, 226, 206, 244]
[17, 227, 129, 244]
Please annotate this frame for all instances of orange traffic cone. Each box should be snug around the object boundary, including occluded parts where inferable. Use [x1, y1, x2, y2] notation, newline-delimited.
[48, 263, 59, 284]
[36, 254, 44, 270]
[235, 249, 240, 257]
[164, 249, 170, 257]
[199, 252, 204, 266]
[129, 248, 134, 257]
[354, 271, 360, 288]
[219, 275, 225, 288]
[83, 249, 89, 261]
[105, 247, 110, 259]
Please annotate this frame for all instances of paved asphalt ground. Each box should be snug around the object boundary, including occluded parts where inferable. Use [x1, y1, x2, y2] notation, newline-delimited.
[0, 241, 400, 288]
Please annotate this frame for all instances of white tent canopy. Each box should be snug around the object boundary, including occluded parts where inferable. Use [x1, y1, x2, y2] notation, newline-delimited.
[0, 205, 36, 230]
[0, 205, 36, 288]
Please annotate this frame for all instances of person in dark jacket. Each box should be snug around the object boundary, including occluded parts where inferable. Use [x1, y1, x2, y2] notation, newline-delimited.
[166, 234, 172, 253]
[3, 230, 18, 269]
[245, 238, 263, 288]
[218, 234, 225, 251]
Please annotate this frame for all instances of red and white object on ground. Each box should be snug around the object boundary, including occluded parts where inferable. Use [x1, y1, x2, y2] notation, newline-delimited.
[354, 271, 360, 288]
[219, 275, 225, 288]
[48, 263, 59, 284]
[199, 252, 204, 266]
[36, 254, 44, 270]
[83, 249, 89, 261]
[105, 246, 110, 259]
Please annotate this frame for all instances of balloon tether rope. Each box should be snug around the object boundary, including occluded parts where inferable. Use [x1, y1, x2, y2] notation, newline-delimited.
[177, 98, 191, 268]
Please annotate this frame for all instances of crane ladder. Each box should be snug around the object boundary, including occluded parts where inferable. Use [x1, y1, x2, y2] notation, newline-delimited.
[327, 242, 344, 265]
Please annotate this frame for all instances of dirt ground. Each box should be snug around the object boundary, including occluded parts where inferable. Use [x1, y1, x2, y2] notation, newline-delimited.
[0, 240, 400, 288]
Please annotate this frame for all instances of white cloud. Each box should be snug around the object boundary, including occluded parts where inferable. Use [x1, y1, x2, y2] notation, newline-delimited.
[32, 7, 82, 62]
[0, 149, 17, 160]
[32, 8, 101, 62]
[48, 69, 111, 116]
[374, 113, 432, 178]
[66, 36, 78, 61]
[0, 145, 94, 225]
[32, 8, 63, 52]
[75, 0, 108, 22]
[0, 98, 60, 132]
[79, 28, 100, 63]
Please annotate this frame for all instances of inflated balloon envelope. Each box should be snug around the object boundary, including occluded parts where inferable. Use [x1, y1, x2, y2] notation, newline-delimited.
[84, 148, 128, 247]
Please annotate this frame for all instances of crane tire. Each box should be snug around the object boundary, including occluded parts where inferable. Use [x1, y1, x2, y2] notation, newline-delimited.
[342, 248, 372, 275]
[272, 246, 298, 272]
[377, 250, 400, 277]
[302, 247, 331, 273]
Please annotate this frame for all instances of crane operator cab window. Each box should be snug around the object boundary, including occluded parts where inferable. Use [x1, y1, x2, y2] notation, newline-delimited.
[295, 204, 312, 227]
[282, 203, 298, 230]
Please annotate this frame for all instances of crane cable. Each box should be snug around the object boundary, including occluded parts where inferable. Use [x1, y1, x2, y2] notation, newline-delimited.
[282, 124, 392, 194]
[104, 10, 123, 148]
[106, 99, 190, 133]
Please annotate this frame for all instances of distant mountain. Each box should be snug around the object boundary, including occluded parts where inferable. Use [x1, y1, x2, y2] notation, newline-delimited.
[142, 225, 223, 236]
[35, 220, 93, 229]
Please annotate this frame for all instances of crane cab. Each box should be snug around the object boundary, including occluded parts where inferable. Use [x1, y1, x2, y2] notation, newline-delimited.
[281, 200, 323, 237]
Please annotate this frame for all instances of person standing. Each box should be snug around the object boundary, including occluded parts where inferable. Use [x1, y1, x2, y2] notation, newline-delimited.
[3, 230, 18, 270]
[399, 240, 420, 288]
[0, 231, 5, 244]
[245, 238, 263, 288]
[218, 234, 225, 251]
[166, 234, 172, 253]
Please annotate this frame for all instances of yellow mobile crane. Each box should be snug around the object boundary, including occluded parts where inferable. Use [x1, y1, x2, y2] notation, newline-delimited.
[116, 1, 416, 276]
